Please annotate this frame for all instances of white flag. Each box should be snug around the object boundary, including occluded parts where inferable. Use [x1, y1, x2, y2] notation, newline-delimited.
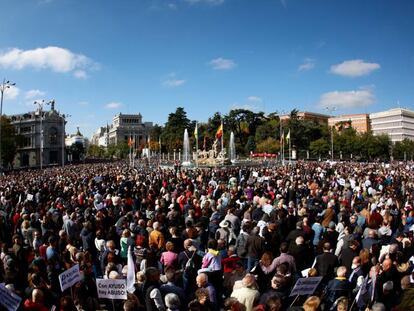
[127, 246, 136, 293]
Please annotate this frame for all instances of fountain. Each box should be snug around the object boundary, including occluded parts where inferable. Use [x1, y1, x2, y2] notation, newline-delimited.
[229, 131, 236, 163]
[182, 129, 191, 166]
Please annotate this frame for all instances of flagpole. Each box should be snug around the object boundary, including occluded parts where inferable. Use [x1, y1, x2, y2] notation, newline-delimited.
[159, 137, 161, 167]
[282, 134, 285, 165]
[132, 134, 135, 167]
[221, 119, 224, 156]
[289, 129, 291, 164]
[195, 122, 199, 168]
[148, 135, 151, 165]
[129, 133, 132, 166]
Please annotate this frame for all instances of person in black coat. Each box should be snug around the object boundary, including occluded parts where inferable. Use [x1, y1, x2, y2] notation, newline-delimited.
[339, 240, 360, 274]
[315, 242, 339, 282]
[324, 266, 351, 308]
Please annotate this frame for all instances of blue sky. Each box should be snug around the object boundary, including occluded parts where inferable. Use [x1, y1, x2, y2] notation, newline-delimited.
[1, 0, 414, 138]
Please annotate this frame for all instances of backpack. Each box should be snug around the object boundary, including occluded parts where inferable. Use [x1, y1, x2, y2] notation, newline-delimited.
[236, 233, 248, 258]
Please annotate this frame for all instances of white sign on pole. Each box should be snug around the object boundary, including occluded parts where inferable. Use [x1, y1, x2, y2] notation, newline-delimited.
[96, 279, 128, 300]
[289, 276, 323, 297]
[0, 284, 22, 311]
[59, 264, 81, 292]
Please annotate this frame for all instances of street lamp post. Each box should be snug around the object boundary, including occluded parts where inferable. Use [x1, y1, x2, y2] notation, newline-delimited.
[62, 113, 71, 167]
[34, 100, 52, 169]
[0, 79, 16, 171]
[277, 110, 287, 164]
[325, 107, 336, 161]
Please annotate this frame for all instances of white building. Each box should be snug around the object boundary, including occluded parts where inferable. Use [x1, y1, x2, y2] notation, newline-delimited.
[91, 113, 152, 148]
[65, 127, 88, 147]
[370, 108, 414, 142]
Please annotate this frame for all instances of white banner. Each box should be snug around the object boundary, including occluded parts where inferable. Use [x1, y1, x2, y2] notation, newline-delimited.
[0, 284, 22, 311]
[96, 279, 128, 300]
[59, 264, 81, 292]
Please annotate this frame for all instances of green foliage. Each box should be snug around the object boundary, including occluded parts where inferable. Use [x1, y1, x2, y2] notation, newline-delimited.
[141, 107, 397, 159]
[245, 135, 256, 154]
[255, 118, 279, 142]
[69, 142, 85, 162]
[0, 116, 21, 167]
[225, 109, 265, 153]
[256, 137, 280, 153]
[310, 138, 329, 157]
[87, 144, 106, 158]
[161, 107, 191, 151]
[393, 139, 414, 160]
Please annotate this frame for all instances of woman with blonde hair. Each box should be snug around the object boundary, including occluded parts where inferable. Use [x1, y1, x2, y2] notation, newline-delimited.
[120, 229, 134, 264]
[303, 296, 321, 311]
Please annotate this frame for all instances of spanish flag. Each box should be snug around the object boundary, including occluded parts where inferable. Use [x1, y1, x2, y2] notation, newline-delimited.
[216, 123, 223, 140]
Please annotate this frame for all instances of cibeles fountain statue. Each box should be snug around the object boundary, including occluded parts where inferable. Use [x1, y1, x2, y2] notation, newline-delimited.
[181, 128, 233, 166]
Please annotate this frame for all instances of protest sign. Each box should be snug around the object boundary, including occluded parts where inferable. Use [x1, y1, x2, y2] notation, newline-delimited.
[289, 276, 323, 297]
[96, 279, 127, 300]
[0, 284, 22, 311]
[59, 264, 81, 292]
[26, 194, 33, 201]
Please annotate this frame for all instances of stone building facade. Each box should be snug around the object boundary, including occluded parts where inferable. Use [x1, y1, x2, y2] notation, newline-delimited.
[9, 106, 65, 168]
[91, 113, 153, 149]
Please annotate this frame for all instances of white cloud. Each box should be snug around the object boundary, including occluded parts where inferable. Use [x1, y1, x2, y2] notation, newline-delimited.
[330, 59, 380, 77]
[2, 85, 19, 100]
[208, 57, 236, 70]
[73, 70, 88, 79]
[247, 96, 263, 103]
[105, 102, 122, 109]
[318, 89, 375, 109]
[163, 79, 186, 87]
[185, 0, 224, 5]
[162, 73, 186, 88]
[25, 89, 45, 99]
[168, 3, 178, 9]
[298, 58, 315, 72]
[78, 101, 89, 106]
[280, 0, 287, 8]
[0, 46, 98, 78]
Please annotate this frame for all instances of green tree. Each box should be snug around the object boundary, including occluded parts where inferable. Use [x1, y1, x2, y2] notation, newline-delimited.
[256, 137, 280, 154]
[69, 142, 85, 163]
[161, 107, 191, 151]
[245, 135, 256, 154]
[225, 109, 265, 155]
[0, 116, 22, 168]
[393, 139, 414, 160]
[87, 144, 106, 158]
[150, 124, 163, 151]
[310, 138, 329, 158]
[255, 119, 279, 144]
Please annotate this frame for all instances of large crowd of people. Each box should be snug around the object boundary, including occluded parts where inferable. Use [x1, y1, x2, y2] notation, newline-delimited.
[1, 160, 414, 311]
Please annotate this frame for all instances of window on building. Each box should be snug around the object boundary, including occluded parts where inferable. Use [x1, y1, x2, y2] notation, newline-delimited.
[20, 126, 32, 133]
[49, 127, 58, 145]
[22, 136, 32, 147]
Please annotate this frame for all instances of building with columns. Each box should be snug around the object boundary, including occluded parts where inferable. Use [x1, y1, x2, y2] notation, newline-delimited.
[9, 103, 65, 168]
[91, 113, 153, 149]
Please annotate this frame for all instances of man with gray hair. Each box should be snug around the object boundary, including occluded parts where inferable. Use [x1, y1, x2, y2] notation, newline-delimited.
[325, 266, 350, 308]
[371, 302, 386, 311]
[164, 293, 181, 311]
